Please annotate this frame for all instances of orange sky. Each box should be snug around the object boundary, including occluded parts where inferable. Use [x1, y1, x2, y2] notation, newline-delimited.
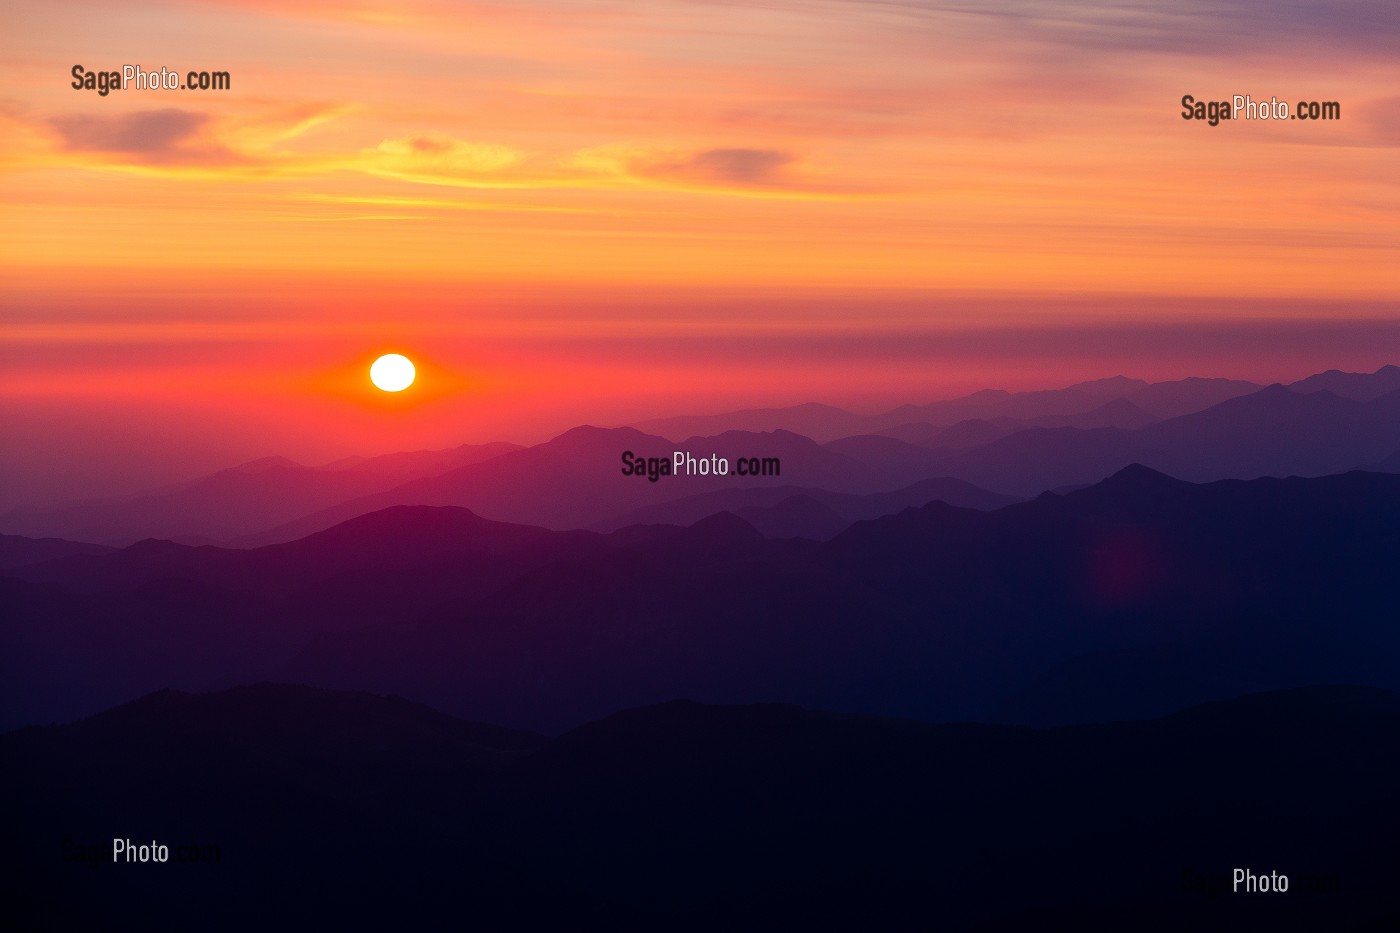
[2, 0, 1398, 505]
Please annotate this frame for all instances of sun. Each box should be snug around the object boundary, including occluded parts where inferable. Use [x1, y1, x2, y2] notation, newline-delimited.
[370, 353, 416, 392]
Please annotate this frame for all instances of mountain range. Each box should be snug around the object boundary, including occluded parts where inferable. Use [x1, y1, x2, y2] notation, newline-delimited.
[5, 682, 1397, 931]
[5, 364, 1399, 930]
[0, 442, 520, 546]
[5, 464, 1397, 733]
[4, 366, 1395, 547]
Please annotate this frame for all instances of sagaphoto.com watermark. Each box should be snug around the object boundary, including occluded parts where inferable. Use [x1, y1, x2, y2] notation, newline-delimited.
[72, 64, 231, 96]
[1180, 94, 1340, 126]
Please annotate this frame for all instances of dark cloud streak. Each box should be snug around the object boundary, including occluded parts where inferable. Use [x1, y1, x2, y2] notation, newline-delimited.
[839, 0, 1400, 58]
[48, 109, 240, 165]
[633, 147, 797, 186]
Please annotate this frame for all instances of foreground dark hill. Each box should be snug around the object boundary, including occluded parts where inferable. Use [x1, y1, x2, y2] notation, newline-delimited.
[4, 683, 1397, 931]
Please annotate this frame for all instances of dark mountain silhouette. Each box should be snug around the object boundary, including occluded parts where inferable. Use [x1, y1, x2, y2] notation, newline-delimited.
[241, 379, 1397, 542]
[893, 416, 1009, 448]
[333, 441, 524, 477]
[829, 424, 1161, 488]
[631, 401, 869, 444]
[0, 441, 520, 547]
[277, 466, 1400, 733]
[1038, 395, 1159, 429]
[598, 477, 1020, 538]
[921, 375, 1148, 418]
[733, 494, 850, 539]
[7, 367, 1398, 931]
[234, 426, 877, 546]
[1370, 449, 1400, 472]
[872, 380, 1229, 453]
[973, 397, 1159, 437]
[914, 384, 1400, 495]
[2, 683, 560, 930]
[14, 505, 564, 596]
[8, 368, 1386, 550]
[675, 429, 875, 490]
[874, 398, 1157, 450]
[822, 432, 939, 466]
[928, 416, 999, 446]
[1288, 363, 1400, 401]
[6, 466, 1399, 733]
[30, 681, 542, 758]
[831, 428, 1059, 490]
[0, 506, 677, 729]
[257, 378, 1397, 546]
[627, 375, 1260, 448]
[873, 374, 1258, 428]
[1135, 385, 1400, 481]
[871, 376, 1145, 428]
[934, 425, 1175, 495]
[0, 533, 113, 571]
[5, 683, 1398, 931]
[1123, 375, 1263, 418]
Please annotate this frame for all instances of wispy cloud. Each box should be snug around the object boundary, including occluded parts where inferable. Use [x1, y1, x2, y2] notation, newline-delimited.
[359, 136, 848, 197]
[633, 147, 797, 185]
[365, 134, 523, 178]
[48, 109, 241, 165]
[807, 0, 1400, 58]
[1357, 96, 1400, 147]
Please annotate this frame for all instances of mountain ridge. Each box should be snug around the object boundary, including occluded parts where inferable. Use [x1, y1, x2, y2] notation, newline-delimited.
[6, 682, 1398, 930]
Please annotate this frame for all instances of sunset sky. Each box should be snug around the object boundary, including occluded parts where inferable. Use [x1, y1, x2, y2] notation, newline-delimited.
[2, 0, 1398, 506]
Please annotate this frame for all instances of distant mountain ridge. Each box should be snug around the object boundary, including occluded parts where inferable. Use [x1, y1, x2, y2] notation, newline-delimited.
[231, 426, 881, 547]
[201, 368, 1400, 541]
[2, 365, 1395, 546]
[632, 402, 870, 444]
[631, 373, 1267, 442]
[597, 477, 1021, 538]
[0, 533, 114, 571]
[1289, 363, 1400, 401]
[0, 441, 521, 546]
